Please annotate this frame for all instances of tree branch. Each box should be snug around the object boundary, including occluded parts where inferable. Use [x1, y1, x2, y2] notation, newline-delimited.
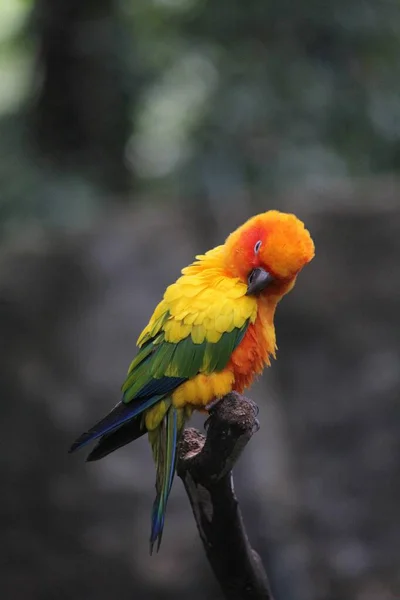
[177, 392, 274, 600]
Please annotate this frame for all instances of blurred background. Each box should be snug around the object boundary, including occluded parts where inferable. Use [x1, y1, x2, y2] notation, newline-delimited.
[1, 0, 399, 599]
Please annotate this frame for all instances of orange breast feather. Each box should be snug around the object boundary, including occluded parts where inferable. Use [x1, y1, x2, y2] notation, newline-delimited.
[229, 295, 277, 392]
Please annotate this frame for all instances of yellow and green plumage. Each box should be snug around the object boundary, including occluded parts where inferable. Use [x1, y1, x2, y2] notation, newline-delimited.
[69, 211, 315, 552]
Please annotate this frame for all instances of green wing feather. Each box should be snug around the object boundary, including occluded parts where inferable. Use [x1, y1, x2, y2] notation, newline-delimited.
[124, 275, 256, 406]
[74, 302, 251, 458]
[121, 318, 249, 404]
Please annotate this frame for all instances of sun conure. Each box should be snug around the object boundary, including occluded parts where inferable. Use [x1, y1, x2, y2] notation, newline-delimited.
[69, 210, 315, 552]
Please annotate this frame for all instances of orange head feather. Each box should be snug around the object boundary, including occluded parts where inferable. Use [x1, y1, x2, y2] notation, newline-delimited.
[224, 210, 315, 283]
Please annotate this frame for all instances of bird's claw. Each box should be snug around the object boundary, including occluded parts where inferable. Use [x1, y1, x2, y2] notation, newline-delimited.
[240, 396, 259, 418]
[249, 399, 259, 418]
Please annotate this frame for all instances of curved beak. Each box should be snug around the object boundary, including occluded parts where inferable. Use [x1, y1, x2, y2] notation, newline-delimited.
[246, 268, 274, 296]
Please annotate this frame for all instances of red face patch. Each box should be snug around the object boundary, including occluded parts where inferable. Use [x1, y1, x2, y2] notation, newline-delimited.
[224, 211, 314, 281]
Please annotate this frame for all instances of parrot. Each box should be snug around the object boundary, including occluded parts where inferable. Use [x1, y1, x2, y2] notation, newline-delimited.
[69, 210, 315, 553]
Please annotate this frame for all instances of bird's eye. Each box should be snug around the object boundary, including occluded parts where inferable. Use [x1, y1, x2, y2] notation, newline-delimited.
[254, 240, 262, 254]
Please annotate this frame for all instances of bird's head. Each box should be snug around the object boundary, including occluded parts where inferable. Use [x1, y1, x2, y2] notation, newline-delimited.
[224, 210, 315, 296]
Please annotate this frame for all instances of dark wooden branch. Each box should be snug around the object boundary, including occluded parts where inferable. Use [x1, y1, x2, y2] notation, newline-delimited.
[177, 392, 274, 600]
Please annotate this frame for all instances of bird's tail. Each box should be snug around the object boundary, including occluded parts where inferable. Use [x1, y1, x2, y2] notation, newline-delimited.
[148, 401, 186, 553]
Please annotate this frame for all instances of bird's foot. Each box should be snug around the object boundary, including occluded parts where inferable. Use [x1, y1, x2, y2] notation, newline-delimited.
[241, 396, 259, 418]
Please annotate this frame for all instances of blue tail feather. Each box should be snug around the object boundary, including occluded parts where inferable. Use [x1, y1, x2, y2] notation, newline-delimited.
[68, 395, 164, 453]
[149, 406, 179, 554]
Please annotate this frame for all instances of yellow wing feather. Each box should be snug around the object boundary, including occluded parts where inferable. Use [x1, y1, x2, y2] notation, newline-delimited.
[137, 250, 257, 348]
